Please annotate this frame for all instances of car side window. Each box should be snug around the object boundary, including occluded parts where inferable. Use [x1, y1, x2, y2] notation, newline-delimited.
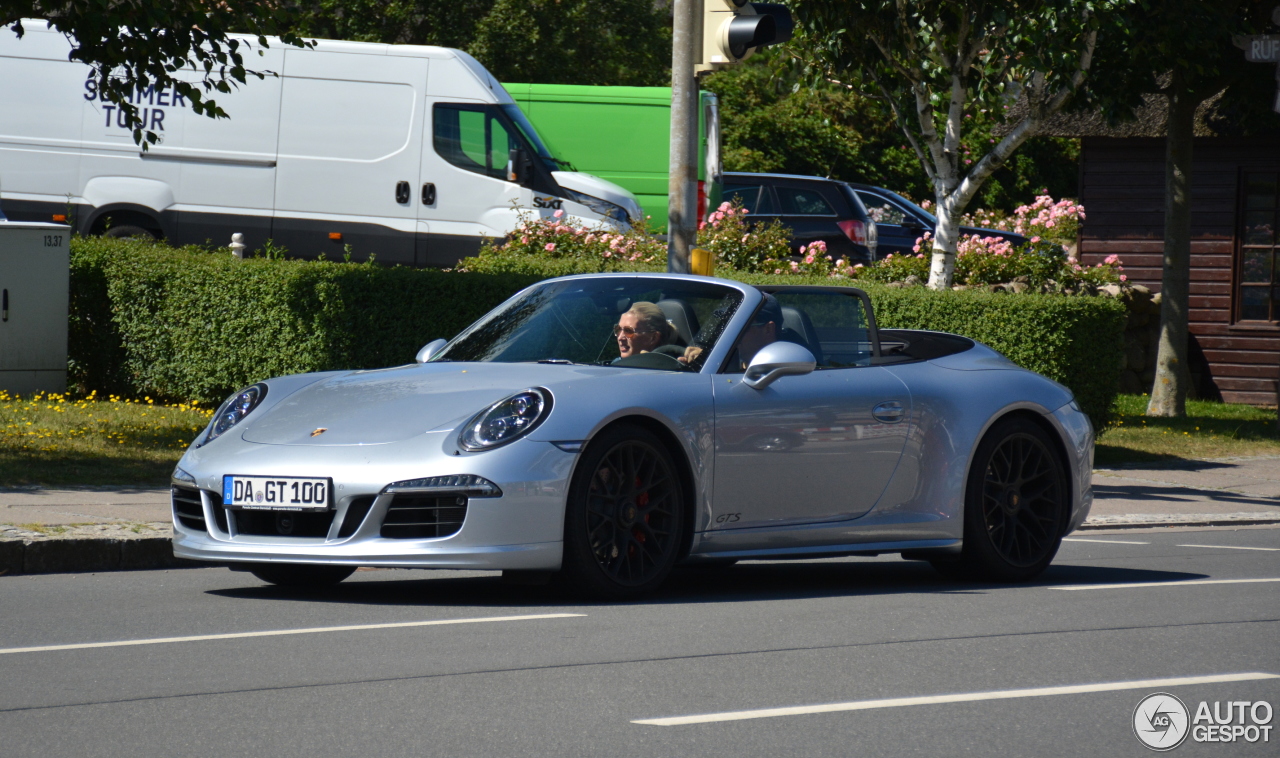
[770, 291, 872, 368]
[775, 186, 837, 216]
[723, 184, 778, 215]
[858, 192, 909, 225]
[434, 104, 516, 181]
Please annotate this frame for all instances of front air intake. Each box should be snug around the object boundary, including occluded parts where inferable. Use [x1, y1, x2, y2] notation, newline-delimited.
[380, 494, 467, 539]
[171, 485, 206, 532]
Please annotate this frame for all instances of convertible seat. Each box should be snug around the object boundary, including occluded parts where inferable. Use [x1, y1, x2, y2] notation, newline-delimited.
[779, 306, 825, 365]
[657, 299, 701, 347]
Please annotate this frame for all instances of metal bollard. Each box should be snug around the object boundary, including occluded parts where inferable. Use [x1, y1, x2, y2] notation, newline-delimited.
[230, 232, 246, 259]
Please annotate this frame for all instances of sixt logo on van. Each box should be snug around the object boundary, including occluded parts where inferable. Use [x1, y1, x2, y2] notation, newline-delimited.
[83, 77, 186, 132]
[532, 196, 563, 210]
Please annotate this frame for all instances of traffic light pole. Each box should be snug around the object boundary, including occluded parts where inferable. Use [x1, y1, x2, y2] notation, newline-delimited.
[667, 0, 699, 274]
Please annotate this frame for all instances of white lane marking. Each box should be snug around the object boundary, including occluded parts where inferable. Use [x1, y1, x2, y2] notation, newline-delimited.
[1063, 538, 1150, 545]
[0, 613, 585, 655]
[1177, 544, 1280, 552]
[1048, 578, 1280, 591]
[632, 673, 1280, 726]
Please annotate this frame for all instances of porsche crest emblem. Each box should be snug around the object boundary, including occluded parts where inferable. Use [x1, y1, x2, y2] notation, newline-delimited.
[310, 428, 328, 437]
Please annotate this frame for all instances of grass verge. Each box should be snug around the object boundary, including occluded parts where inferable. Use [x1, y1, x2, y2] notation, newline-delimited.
[0, 390, 212, 487]
[1096, 394, 1280, 466]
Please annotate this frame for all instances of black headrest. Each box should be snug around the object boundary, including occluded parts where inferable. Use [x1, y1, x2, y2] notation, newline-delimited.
[780, 306, 824, 364]
[657, 299, 700, 346]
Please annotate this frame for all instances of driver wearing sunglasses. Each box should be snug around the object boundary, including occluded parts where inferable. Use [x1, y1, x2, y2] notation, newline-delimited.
[614, 302, 673, 358]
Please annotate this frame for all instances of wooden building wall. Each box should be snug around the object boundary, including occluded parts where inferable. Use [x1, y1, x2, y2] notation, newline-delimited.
[1078, 137, 1280, 407]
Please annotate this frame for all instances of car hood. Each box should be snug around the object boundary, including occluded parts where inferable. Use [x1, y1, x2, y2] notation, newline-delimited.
[959, 225, 1026, 242]
[240, 362, 625, 446]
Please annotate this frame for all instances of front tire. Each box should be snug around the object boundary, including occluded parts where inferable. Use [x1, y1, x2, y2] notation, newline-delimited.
[248, 564, 356, 588]
[932, 416, 1069, 582]
[103, 225, 157, 241]
[559, 424, 686, 599]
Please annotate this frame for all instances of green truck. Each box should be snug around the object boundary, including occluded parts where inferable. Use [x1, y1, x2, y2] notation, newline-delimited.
[504, 83, 722, 233]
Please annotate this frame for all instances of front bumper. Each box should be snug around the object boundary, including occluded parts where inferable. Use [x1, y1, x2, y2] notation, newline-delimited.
[171, 432, 575, 571]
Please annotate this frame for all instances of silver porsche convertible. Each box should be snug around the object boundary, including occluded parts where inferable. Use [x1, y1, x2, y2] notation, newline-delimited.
[171, 273, 1093, 597]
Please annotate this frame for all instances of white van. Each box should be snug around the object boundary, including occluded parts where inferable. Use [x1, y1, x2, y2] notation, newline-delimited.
[0, 24, 643, 266]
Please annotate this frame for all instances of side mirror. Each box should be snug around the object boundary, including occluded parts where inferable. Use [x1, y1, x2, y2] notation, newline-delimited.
[415, 338, 447, 363]
[507, 147, 531, 185]
[742, 341, 816, 389]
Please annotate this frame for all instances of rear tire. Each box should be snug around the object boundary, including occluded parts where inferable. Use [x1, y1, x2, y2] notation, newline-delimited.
[248, 564, 356, 587]
[558, 424, 686, 599]
[932, 416, 1069, 582]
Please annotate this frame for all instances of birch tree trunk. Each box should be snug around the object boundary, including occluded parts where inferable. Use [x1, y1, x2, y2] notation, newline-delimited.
[928, 196, 962, 288]
[1146, 85, 1197, 417]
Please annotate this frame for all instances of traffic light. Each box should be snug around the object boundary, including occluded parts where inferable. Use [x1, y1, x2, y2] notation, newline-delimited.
[696, 1, 794, 73]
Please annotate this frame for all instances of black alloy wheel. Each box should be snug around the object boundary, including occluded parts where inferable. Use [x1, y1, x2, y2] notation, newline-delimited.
[932, 416, 1068, 582]
[560, 424, 685, 598]
[248, 563, 356, 588]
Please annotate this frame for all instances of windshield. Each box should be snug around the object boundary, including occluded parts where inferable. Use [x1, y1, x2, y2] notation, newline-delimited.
[433, 278, 744, 372]
[499, 104, 565, 168]
[879, 188, 936, 225]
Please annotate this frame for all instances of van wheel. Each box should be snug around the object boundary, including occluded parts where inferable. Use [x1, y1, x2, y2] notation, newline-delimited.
[104, 225, 156, 240]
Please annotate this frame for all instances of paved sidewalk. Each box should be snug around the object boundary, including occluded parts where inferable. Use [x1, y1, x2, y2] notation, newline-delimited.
[1, 456, 1277, 573]
[1086, 455, 1280, 528]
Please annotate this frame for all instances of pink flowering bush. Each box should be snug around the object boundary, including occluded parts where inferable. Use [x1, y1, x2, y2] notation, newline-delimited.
[465, 207, 665, 273]
[860, 231, 1123, 291]
[846, 251, 930, 283]
[696, 199, 793, 273]
[959, 194, 1085, 245]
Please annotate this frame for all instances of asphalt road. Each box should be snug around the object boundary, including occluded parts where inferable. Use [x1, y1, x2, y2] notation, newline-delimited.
[1, 526, 1278, 757]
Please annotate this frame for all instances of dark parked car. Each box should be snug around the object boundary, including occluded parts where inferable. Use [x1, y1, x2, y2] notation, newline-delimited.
[848, 183, 1028, 259]
[722, 172, 878, 263]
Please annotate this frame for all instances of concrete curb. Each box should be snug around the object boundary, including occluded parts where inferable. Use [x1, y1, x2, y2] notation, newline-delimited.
[0, 537, 197, 576]
[1078, 513, 1280, 530]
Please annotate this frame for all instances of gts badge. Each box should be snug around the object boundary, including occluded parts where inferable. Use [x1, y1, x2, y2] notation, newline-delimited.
[533, 195, 563, 210]
[715, 513, 741, 524]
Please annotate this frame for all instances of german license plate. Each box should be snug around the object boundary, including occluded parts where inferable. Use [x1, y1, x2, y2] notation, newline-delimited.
[223, 475, 331, 511]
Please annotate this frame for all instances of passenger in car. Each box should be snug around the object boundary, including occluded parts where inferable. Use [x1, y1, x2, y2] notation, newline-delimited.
[735, 292, 782, 368]
[683, 292, 783, 369]
[614, 302, 675, 358]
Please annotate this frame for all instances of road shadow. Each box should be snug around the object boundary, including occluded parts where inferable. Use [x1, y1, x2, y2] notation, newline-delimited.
[1093, 483, 1280, 509]
[204, 557, 1207, 609]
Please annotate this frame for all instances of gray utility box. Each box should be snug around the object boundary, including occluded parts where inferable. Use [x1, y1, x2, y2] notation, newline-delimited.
[0, 222, 70, 394]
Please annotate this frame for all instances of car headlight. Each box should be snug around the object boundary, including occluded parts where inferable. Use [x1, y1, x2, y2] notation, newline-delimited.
[460, 388, 551, 452]
[201, 383, 268, 445]
[560, 188, 630, 224]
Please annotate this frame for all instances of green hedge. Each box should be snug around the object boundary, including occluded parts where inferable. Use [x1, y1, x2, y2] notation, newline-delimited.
[70, 238, 540, 404]
[70, 239, 1124, 427]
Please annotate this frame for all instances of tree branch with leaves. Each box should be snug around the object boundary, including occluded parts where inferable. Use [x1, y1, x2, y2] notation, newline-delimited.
[792, 0, 1115, 289]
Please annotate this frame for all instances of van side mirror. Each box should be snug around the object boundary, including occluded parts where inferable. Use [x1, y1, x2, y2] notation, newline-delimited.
[743, 341, 816, 389]
[415, 338, 447, 363]
[507, 147, 531, 185]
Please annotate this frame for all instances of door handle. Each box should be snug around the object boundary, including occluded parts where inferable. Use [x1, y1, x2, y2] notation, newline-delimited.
[422, 183, 436, 205]
[872, 401, 904, 424]
[395, 181, 410, 204]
